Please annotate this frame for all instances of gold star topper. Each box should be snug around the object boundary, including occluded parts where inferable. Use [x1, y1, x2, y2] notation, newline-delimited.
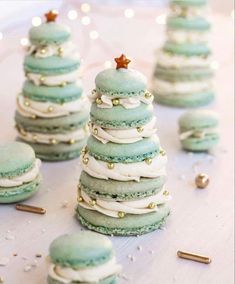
[45, 10, 58, 22]
[115, 54, 131, 69]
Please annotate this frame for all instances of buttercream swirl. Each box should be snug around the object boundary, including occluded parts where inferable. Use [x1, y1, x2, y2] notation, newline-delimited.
[78, 187, 171, 218]
[167, 29, 209, 44]
[89, 117, 157, 144]
[17, 93, 90, 118]
[0, 159, 41, 187]
[48, 257, 121, 284]
[81, 153, 167, 182]
[180, 128, 217, 140]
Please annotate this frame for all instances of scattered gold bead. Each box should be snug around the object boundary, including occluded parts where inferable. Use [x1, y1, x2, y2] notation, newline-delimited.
[148, 202, 157, 209]
[78, 196, 83, 202]
[50, 138, 58, 145]
[107, 162, 114, 169]
[31, 115, 37, 119]
[24, 100, 30, 107]
[93, 128, 98, 135]
[195, 173, 210, 189]
[160, 149, 166, 156]
[40, 76, 45, 84]
[47, 106, 54, 113]
[81, 146, 88, 155]
[32, 134, 38, 142]
[40, 48, 46, 54]
[83, 157, 89, 165]
[89, 200, 96, 206]
[145, 158, 152, 165]
[58, 47, 64, 56]
[112, 98, 120, 106]
[60, 81, 67, 87]
[69, 139, 76, 145]
[96, 97, 102, 105]
[137, 126, 144, 133]
[145, 91, 152, 99]
[163, 190, 170, 196]
[118, 211, 125, 218]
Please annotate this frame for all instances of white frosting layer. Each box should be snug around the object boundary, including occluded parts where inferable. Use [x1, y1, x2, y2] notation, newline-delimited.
[17, 128, 87, 144]
[81, 153, 167, 182]
[27, 41, 78, 58]
[167, 30, 209, 44]
[78, 187, 171, 218]
[0, 159, 41, 187]
[17, 93, 90, 118]
[48, 257, 121, 283]
[27, 70, 81, 86]
[157, 50, 211, 68]
[170, 4, 208, 18]
[90, 118, 157, 144]
[90, 90, 153, 109]
[180, 128, 217, 140]
[153, 78, 212, 94]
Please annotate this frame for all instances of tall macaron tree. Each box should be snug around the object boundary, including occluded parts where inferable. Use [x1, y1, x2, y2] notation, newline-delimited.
[153, 0, 215, 108]
[76, 55, 171, 236]
[15, 10, 90, 161]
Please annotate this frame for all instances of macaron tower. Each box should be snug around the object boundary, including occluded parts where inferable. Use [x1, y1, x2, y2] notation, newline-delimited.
[153, 0, 215, 107]
[15, 11, 89, 161]
[76, 55, 171, 236]
[47, 232, 121, 284]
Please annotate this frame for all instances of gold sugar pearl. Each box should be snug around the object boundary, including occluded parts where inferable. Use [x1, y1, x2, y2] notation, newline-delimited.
[118, 211, 125, 218]
[40, 48, 46, 54]
[163, 190, 170, 196]
[148, 202, 157, 209]
[112, 98, 120, 106]
[160, 149, 166, 156]
[60, 81, 67, 87]
[93, 128, 98, 135]
[31, 115, 37, 120]
[145, 158, 152, 165]
[137, 126, 144, 133]
[144, 91, 152, 99]
[78, 196, 83, 202]
[32, 135, 38, 142]
[47, 106, 54, 113]
[107, 163, 114, 170]
[92, 89, 96, 95]
[50, 138, 58, 145]
[89, 200, 96, 206]
[83, 157, 89, 165]
[96, 97, 102, 105]
[24, 100, 30, 107]
[40, 76, 45, 84]
[69, 139, 76, 145]
[58, 47, 64, 56]
[195, 173, 210, 189]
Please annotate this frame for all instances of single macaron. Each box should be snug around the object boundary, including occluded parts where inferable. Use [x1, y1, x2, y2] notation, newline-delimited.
[170, 0, 208, 6]
[179, 110, 219, 151]
[47, 232, 122, 284]
[0, 142, 41, 203]
[167, 17, 211, 31]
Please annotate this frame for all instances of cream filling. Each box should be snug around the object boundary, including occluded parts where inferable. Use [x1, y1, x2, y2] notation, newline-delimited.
[81, 153, 167, 182]
[26, 69, 81, 86]
[90, 117, 157, 144]
[167, 29, 209, 44]
[89, 90, 153, 109]
[180, 128, 217, 140]
[157, 50, 211, 68]
[78, 187, 171, 218]
[153, 78, 212, 94]
[27, 41, 78, 58]
[17, 127, 87, 145]
[17, 94, 90, 118]
[170, 4, 208, 18]
[48, 257, 121, 283]
[0, 159, 41, 187]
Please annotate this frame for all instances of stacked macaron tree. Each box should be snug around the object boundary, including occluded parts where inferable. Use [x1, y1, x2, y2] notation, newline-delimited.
[153, 0, 215, 107]
[76, 55, 171, 236]
[15, 11, 89, 161]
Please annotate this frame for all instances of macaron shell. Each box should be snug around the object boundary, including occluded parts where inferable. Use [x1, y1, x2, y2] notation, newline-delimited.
[29, 23, 71, 45]
[87, 135, 160, 163]
[0, 142, 35, 178]
[95, 68, 147, 96]
[24, 55, 80, 75]
[170, 0, 207, 6]
[0, 175, 41, 203]
[167, 17, 211, 31]
[76, 204, 170, 236]
[90, 103, 153, 129]
[163, 42, 211, 56]
[181, 133, 219, 151]
[22, 80, 83, 103]
[47, 274, 117, 284]
[80, 171, 167, 201]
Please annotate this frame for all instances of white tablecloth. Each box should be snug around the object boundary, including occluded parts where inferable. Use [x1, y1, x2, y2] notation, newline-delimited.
[0, 11, 234, 284]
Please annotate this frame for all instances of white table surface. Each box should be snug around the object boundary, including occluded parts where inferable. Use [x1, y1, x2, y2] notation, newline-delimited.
[0, 10, 234, 284]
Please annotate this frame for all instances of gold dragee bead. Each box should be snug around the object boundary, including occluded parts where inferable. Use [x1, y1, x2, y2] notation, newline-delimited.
[118, 211, 125, 218]
[145, 91, 152, 99]
[40, 76, 45, 84]
[83, 157, 89, 165]
[137, 126, 144, 133]
[60, 81, 67, 87]
[163, 190, 170, 196]
[107, 163, 114, 169]
[32, 134, 38, 142]
[58, 47, 64, 56]
[50, 138, 58, 145]
[47, 106, 54, 113]
[96, 97, 102, 105]
[145, 158, 152, 165]
[89, 200, 96, 206]
[195, 173, 210, 189]
[69, 139, 76, 145]
[40, 48, 46, 54]
[93, 128, 98, 135]
[112, 98, 120, 106]
[31, 115, 37, 120]
[77, 196, 83, 202]
[24, 100, 30, 107]
[148, 202, 157, 209]
[160, 149, 166, 156]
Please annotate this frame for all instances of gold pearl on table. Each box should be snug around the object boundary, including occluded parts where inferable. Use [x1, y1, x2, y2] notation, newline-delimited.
[137, 126, 144, 133]
[58, 47, 64, 56]
[77, 196, 83, 202]
[107, 162, 114, 169]
[195, 173, 210, 189]
[32, 134, 38, 142]
[81, 146, 88, 155]
[118, 211, 125, 218]
[96, 97, 102, 105]
[89, 200, 96, 206]
[145, 158, 152, 165]
[83, 157, 89, 165]
[24, 100, 30, 107]
[144, 91, 152, 99]
[148, 202, 157, 209]
[47, 106, 54, 113]
[160, 149, 166, 156]
[163, 190, 170, 196]
[93, 128, 98, 135]
[60, 81, 67, 87]
[50, 138, 58, 145]
[112, 98, 120, 106]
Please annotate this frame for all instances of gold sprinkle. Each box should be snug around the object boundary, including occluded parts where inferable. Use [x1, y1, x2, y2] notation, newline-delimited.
[95, 97, 102, 105]
[77, 196, 83, 202]
[47, 106, 54, 113]
[58, 47, 64, 56]
[145, 91, 152, 99]
[107, 162, 114, 169]
[32, 134, 38, 142]
[137, 126, 144, 133]
[89, 200, 96, 206]
[118, 211, 125, 218]
[40, 48, 46, 54]
[50, 138, 58, 145]
[93, 128, 98, 135]
[163, 190, 170, 196]
[24, 100, 30, 107]
[145, 158, 152, 165]
[40, 76, 45, 84]
[112, 98, 120, 106]
[60, 81, 67, 87]
[69, 139, 76, 145]
[15, 204, 46, 215]
[148, 202, 156, 209]
[83, 157, 89, 165]
[177, 250, 211, 264]
[160, 149, 166, 156]
[195, 173, 210, 189]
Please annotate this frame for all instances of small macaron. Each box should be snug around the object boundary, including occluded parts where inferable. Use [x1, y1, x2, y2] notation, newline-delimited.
[167, 17, 211, 31]
[163, 41, 211, 56]
[0, 142, 41, 203]
[47, 232, 121, 284]
[179, 110, 219, 151]
[170, 0, 208, 6]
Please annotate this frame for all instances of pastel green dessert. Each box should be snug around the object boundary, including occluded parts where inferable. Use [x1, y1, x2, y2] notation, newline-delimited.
[76, 55, 171, 236]
[47, 232, 121, 284]
[179, 110, 219, 151]
[153, 0, 215, 108]
[0, 142, 41, 203]
[15, 11, 89, 161]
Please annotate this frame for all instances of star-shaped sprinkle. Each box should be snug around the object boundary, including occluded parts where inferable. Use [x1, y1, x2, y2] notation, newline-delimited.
[114, 54, 131, 69]
[45, 10, 58, 22]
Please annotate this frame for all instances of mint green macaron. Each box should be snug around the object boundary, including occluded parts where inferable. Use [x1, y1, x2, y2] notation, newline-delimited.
[170, 0, 208, 6]
[167, 17, 211, 31]
[0, 142, 41, 203]
[179, 110, 219, 151]
[163, 42, 211, 56]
